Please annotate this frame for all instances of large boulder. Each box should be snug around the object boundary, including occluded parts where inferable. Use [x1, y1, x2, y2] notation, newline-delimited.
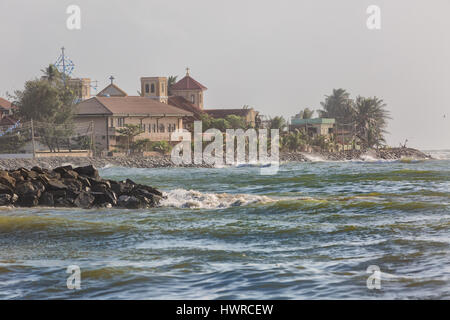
[0, 183, 13, 195]
[73, 165, 99, 179]
[0, 194, 17, 206]
[0, 170, 16, 189]
[39, 192, 54, 207]
[118, 195, 145, 209]
[74, 192, 95, 209]
[54, 166, 79, 180]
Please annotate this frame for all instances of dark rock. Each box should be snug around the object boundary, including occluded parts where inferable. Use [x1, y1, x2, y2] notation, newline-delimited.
[15, 182, 36, 196]
[118, 195, 144, 209]
[39, 192, 54, 207]
[92, 190, 117, 206]
[132, 188, 162, 207]
[0, 194, 12, 206]
[62, 178, 83, 192]
[77, 176, 91, 188]
[31, 180, 46, 194]
[134, 184, 163, 197]
[74, 192, 95, 209]
[9, 171, 25, 183]
[46, 179, 68, 191]
[73, 165, 99, 179]
[31, 166, 45, 174]
[0, 165, 163, 209]
[0, 170, 16, 189]
[0, 183, 13, 195]
[54, 166, 79, 179]
[54, 197, 73, 207]
[110, 180, 133, 197]
[53, 165, 73, 174]
[17, 193, 40, 207]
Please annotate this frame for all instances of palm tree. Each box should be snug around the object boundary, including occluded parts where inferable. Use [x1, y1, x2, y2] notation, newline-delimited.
[168, 75, 178, 96]
[353, 96, 390, 148]
[282, 130, 307, 151]
[297, 108, 315, 119]
[41, 64, 62, 83]
[268, 116, 287, 130]
[318, 89, 354, 123]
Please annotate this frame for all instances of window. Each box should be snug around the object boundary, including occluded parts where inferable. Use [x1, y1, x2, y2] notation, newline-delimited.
[168, 123, 176, 132]
[151, 83, 155, 93]
[161, 83, 165, 93]
[152, 124, 156, 133]
[191, 94, 195, 104]
[145, 84, 149, 93]
[159, 124, 165, 133]
[110, 118, 114, 127]
[117, 118, 125, 127]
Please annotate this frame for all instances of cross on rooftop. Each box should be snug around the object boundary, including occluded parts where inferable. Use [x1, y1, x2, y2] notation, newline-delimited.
[109, 76, 115, 84]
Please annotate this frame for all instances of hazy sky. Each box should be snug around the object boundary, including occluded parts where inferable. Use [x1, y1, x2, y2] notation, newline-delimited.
[1, 0, 449, 149]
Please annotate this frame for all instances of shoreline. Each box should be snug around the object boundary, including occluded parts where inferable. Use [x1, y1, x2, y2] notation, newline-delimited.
[0, 148, 433, 170]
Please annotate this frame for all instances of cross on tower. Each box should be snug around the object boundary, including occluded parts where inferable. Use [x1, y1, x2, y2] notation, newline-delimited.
[109, 76, 115, 84]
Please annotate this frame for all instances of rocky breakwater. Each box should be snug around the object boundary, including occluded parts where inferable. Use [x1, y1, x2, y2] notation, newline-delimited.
[0, 165, 163, 209]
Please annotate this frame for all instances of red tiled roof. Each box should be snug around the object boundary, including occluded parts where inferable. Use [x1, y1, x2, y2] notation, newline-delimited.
[170, 75, 207, 91]
[205, 109, 254, 118]
[168, 96, 205, 119]
[0, 98, 12, 110]
[76, 96, 193, 116]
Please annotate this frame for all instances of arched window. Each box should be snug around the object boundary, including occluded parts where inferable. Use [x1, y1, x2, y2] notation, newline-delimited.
[145, 84, 149, 93]
[159, 124, 165, 133]
[151, 84, 155, 93]
[191, 94, 195, 104]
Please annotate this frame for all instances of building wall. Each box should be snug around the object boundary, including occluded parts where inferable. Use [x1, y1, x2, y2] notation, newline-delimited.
[171, 89, 204, 109]
[75, 115, 184, 151]
[141, 77, 168, 104]
[69, 78, 91, 101]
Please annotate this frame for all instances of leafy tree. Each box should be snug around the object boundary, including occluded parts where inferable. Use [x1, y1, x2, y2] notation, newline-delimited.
[297, 108, 315, 119]
[225, 115, 247, 129]
[168, 75, 178, 96]
[353, 96, 390, 148]
[282, 130, 307, 152]
[132, 138, 153, 152]
[116, 124, 143, 152]
[268, 116, 287, 130]
[318, 89, 354, 123]
[41, 64, 62, 83]
[0, 131, 27, 153]
[12, 68, 77, 152]
[151, 141, 171, 154]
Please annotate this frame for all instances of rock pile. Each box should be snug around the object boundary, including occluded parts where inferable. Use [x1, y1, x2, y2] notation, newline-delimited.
[0, 165, 163, 209]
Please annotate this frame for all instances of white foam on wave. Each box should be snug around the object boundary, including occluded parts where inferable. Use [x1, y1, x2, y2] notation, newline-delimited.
[424, 150, 450, 160]
[300, 153, 326, 162]
[359, 153, 380, 162]
[160, 189, 274, 209]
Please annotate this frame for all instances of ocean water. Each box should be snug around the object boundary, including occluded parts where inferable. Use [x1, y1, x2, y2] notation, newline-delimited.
[0, 151, 449, 299]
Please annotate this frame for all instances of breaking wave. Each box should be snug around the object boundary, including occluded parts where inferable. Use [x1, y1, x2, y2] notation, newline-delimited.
[425, 149, 450, 160]
[160, 189, 274, 209]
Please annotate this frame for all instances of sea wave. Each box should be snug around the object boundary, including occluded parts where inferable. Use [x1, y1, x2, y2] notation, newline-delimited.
[160, 189, 274, 209]
[424, 149, 450, 160]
